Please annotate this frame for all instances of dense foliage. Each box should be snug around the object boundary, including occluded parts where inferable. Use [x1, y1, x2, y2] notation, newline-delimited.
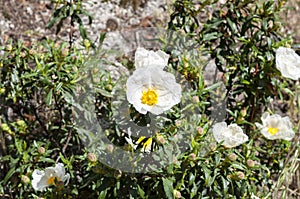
[0, 0, 299, 198]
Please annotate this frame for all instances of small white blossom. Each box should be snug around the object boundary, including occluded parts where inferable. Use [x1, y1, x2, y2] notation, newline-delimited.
[255, 112, 295, 140]
[32, 163, 70, 191]
[126, 48, 181, 115]
[275, 47, 300, 80]
[212, 122, 248, 148]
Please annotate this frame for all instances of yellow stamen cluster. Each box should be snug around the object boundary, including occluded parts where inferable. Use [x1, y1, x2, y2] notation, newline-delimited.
[141, 88, 158, 106]
[268, 127, 279, 135]
[47, 176, 60, 186]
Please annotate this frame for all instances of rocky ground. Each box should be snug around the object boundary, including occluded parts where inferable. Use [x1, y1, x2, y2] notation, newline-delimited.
[0, 0, 170, 46]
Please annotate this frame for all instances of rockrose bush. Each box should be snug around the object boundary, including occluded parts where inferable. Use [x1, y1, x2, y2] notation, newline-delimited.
[0, 0, 299, 199]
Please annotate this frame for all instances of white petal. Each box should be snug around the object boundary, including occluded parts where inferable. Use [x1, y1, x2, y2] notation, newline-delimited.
[276, 47, 300, 80]
[62, 173, 70, 185]
[32, 170, 48, 191]
[212, 122, 227, 142]
[135, 47, 169, 69]
[54, 163, 66, 179]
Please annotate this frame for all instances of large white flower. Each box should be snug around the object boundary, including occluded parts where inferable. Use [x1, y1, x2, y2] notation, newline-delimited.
[212, 122, 248, 148]
[275, 47, 300, 80]
[255, 112, 295, 141]
[126, 48, 181, 115]
[32, 163, 70, 191]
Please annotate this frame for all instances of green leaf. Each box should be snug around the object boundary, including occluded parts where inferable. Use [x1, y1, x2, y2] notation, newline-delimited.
[137, 185, 146, 199]
[3, 167, 16, 184]
[46, 89, 53, 106]
[162, 177, 174, 199]
[203, 32, 222, 42]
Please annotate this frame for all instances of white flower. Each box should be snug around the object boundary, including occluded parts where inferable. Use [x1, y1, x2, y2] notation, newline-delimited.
[126, 48, 181, 115]
[212, 122, 248, 148]
[134, 47, 169, 69]
[275, 47, 300, 80]
[255, 112, 295, 141]
[32, 163, 70, 191]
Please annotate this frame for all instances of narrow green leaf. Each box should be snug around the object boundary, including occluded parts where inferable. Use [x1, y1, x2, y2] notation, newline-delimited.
[46, 89, 53, 106]
[162, 177, 174, 199]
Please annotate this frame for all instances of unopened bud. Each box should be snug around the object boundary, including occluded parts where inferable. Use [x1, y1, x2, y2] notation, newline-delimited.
[61, 48, 69, 57]
[192, 96, 199, 103]
[21, 175, 30, 184]
[247, 159, 255, 167]
[236, 171, 245, 180]
[20, 52, 26, 58]
[29, 49, 36, 55]
[189, 153, 196, 161]
[174, 190, 181, 198]
[5, 44, 12, 51]
[228, 153, 237, 161]
[87, 153, 97, 162]
[156, 134, 166, 145]
[106, 144, 114, 153]
[38, 147, 45, 154]
[196, 126, 203, 134]
[175, 120, 181, 127]
[241, 109, 247, 117]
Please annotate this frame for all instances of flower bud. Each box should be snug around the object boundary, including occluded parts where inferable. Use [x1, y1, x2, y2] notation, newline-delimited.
[241, 108, 247, 117]
[87, 153, 97, 162]
[189, 153, 196, 161]
[156, 134, 166, 145]
[21, 175, 30, 184]
[20, 52, 26, 58]
[175, 120, 181, 127]
[196, 126, 203, 134]
[61, 48, 69, 57]
[174, 190, 181, 198]
[38, 147, 45, 154]
[106, 144, 114, 153]
[5, 44, 12, 51]
[192, 96, 199, 103]
[236, 171, 245, 180]
[247, 159, 255, 167]
[29, 49, 36, 55]
[228, 153, 237, 161]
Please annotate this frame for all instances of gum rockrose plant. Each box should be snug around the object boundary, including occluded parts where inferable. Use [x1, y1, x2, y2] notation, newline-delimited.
[126, 47, 182, 115]
[32, 163, 70, 191]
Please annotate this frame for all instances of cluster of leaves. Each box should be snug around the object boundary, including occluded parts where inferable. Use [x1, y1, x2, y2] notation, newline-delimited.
[169, 0, 292, 124]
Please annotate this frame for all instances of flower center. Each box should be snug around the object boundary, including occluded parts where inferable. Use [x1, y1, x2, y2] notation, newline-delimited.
[47, 176, 60, 186]
[268, 127, 279, 135]
[141, 88, 158, 106]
